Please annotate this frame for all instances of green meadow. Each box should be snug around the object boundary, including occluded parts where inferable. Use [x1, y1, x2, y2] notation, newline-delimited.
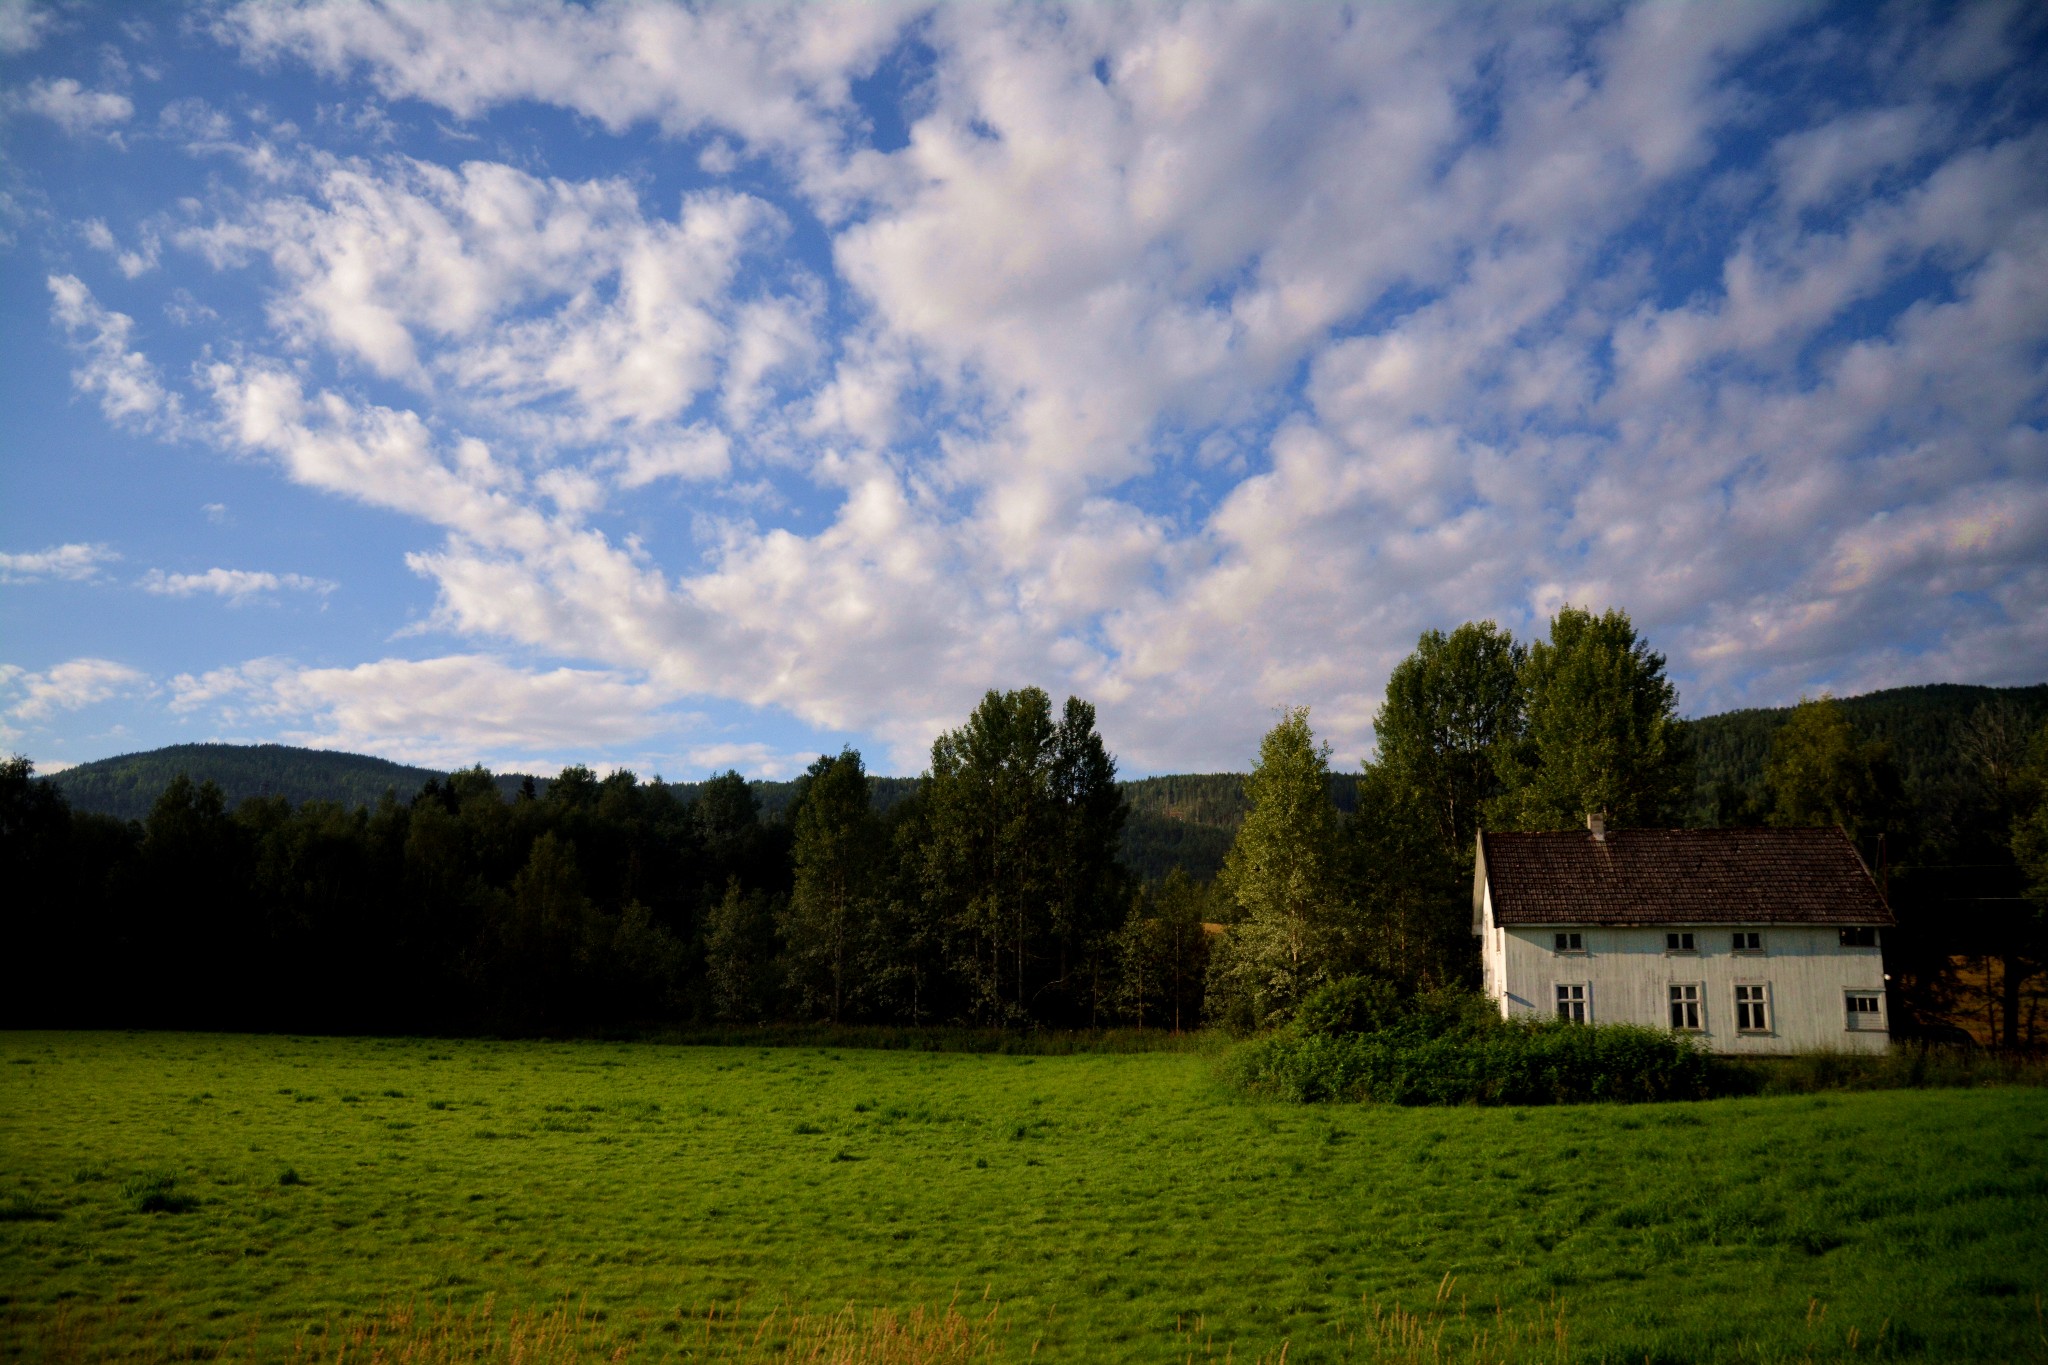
[2, 1033, 2045, 1363]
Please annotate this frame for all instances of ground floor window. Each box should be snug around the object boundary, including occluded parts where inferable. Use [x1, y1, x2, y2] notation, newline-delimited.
[1669, 983, 1702, 1030]
[1556, 983, 1587, 1022]
[1734, 983, 1770, 1032]
[1846, 991, 1884, 1029]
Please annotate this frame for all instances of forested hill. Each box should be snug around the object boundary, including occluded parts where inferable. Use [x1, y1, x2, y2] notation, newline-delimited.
[46, 744, 923, 826]
[51, 744, 456, 820]
[1118, 773, 1361, 883]
[38, 681, 2047, 875]
[1687, 682, 2048, 821]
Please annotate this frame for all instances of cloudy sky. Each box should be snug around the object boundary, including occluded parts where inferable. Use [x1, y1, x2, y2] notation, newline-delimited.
[3, 0, 2044, 779]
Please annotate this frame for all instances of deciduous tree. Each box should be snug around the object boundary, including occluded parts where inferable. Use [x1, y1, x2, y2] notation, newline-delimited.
[1211, 708, 1347, 1024]
[782, 748, 881, 1022]
[1371, 621, 1524, 855]
[1764, 696, 1901, 839]
[1490, 606, 1690, 830]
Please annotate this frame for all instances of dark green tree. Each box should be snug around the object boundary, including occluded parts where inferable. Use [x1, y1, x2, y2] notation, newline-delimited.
[1371, 620, 1524, 854]
[782, 749, 882, 1022]
[924, 688, 1057, 1025]
[1046, 697, 1131, 1023]
[1996, 720, 2048, 1047]
[1764, 696, 1902, 839]
[1490, 606, 1691, 830]
[1115, 868, 1215, 1031]
[922, 687, 1130, 1026]
[1343, 766, 1472, 993]
[1210, 708, 1347, 1026]
[703, 876, 780, 1023]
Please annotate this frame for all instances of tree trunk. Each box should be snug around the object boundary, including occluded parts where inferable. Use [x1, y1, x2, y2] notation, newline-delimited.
[2001, 954, 2025, 1050]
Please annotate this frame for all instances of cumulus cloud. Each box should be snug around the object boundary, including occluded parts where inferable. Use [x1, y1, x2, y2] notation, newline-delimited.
[138, 568, 338, 602]
[217, 0, 908, 152]
[170, 653, 677, 769]
[183, 155, 811, 448]
[46, 275, 185, 435]
[2, 658, 146, 723]
[18, 1, 2048, 772]
[20, 77, 133, 139]
[0, 0, 53, 56]
[0, 543, 118, 584]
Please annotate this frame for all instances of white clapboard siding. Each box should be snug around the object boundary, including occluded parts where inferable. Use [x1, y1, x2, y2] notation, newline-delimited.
[1479, 879, 1890, 1055]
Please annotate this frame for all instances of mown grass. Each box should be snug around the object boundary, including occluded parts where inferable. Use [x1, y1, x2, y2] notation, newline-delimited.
[2, 1032, 2045, 1362]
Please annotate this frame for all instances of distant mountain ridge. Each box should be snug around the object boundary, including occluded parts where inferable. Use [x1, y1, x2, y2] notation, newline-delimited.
[37, 681, 2048, 879]
[50, 744, 459, 820]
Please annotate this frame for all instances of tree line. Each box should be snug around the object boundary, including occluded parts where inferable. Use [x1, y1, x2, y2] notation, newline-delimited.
[3, 688, 1205, 1034]
[5, 605, 2045, 1040]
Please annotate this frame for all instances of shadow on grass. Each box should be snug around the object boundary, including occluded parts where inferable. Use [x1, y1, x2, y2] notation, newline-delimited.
[1709, 1043, 2048, 1097]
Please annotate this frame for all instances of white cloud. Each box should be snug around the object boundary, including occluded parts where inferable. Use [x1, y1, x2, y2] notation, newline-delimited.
[20, 77, 133, 139]
[2, 658, 146, 722]
[186, 155, 808, 443]
[138, 568, 338, 602]
[613, 426, 732, 490]
[170, 653, 676, 769]
[81, 217, 160, 278]
[0, 0, 53, 55]
[19, 2, 2044, 774]
[218, 0, 910, 152]
[46, 275, 185, 435]
[0, 543, 118, 584]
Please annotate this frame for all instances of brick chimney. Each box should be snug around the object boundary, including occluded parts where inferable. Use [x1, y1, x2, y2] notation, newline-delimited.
[1586, 810, 1607, 842]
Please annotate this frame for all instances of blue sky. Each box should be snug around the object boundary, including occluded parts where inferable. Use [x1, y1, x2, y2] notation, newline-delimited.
[3, 0, 2045, 780]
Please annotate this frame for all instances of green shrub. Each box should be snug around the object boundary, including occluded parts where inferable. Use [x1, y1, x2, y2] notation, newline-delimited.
[1232, 987, 1714, 1105]
[1711, 1045, 2048, 1096]
[1230, 1019, 1713, 1104]
[1290, 976, 1399, 1038]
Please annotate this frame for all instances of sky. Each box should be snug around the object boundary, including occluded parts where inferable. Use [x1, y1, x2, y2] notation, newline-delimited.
[2, 0, 2045, 781]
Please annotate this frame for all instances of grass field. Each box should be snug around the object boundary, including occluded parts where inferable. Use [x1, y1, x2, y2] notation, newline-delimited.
[2, 1033, 2045, 1363]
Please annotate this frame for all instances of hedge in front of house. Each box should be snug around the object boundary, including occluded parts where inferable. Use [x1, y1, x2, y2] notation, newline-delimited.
[1226, 1018, 1715, 1105]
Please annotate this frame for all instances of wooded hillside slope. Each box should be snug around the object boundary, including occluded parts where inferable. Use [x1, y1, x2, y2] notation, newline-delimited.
[44, 682, 2048, 881]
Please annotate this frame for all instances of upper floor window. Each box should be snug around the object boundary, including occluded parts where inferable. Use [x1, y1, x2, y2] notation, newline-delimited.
[1556, 984, 1587, 1023]
[1734, 984, 1770, 1032]
[1732, 932, 1762, 952]
[1553, 932, 1584, 953]
[1839, 927, 1878, 948]
[1665, 932, 1696, 953]
[1669, 983, 1702, 1031]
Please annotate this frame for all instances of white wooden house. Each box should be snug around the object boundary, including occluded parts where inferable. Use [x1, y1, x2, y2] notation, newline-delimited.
[1473, 816, 1894, 1055]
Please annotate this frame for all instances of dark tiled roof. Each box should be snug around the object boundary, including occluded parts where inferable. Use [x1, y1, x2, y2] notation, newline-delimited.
[1478, 827, 1893, 927]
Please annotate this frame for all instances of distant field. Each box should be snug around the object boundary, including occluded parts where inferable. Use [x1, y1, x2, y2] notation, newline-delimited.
[2, 1034, 2044, 1363]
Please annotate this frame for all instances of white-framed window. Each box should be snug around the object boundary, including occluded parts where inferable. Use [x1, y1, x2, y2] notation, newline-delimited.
[1668, 983, 1703, 1031]
[1845, 991, 1884, 1030]
[1839, 927, 1879, 948]
[1556, 983, 1588, 1022]
[1734, 983, 1770, 1032]
[1665, 931, 1697, 953]
[1553, 931, 1584, 953]
[1731, 931, 1763, 953]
